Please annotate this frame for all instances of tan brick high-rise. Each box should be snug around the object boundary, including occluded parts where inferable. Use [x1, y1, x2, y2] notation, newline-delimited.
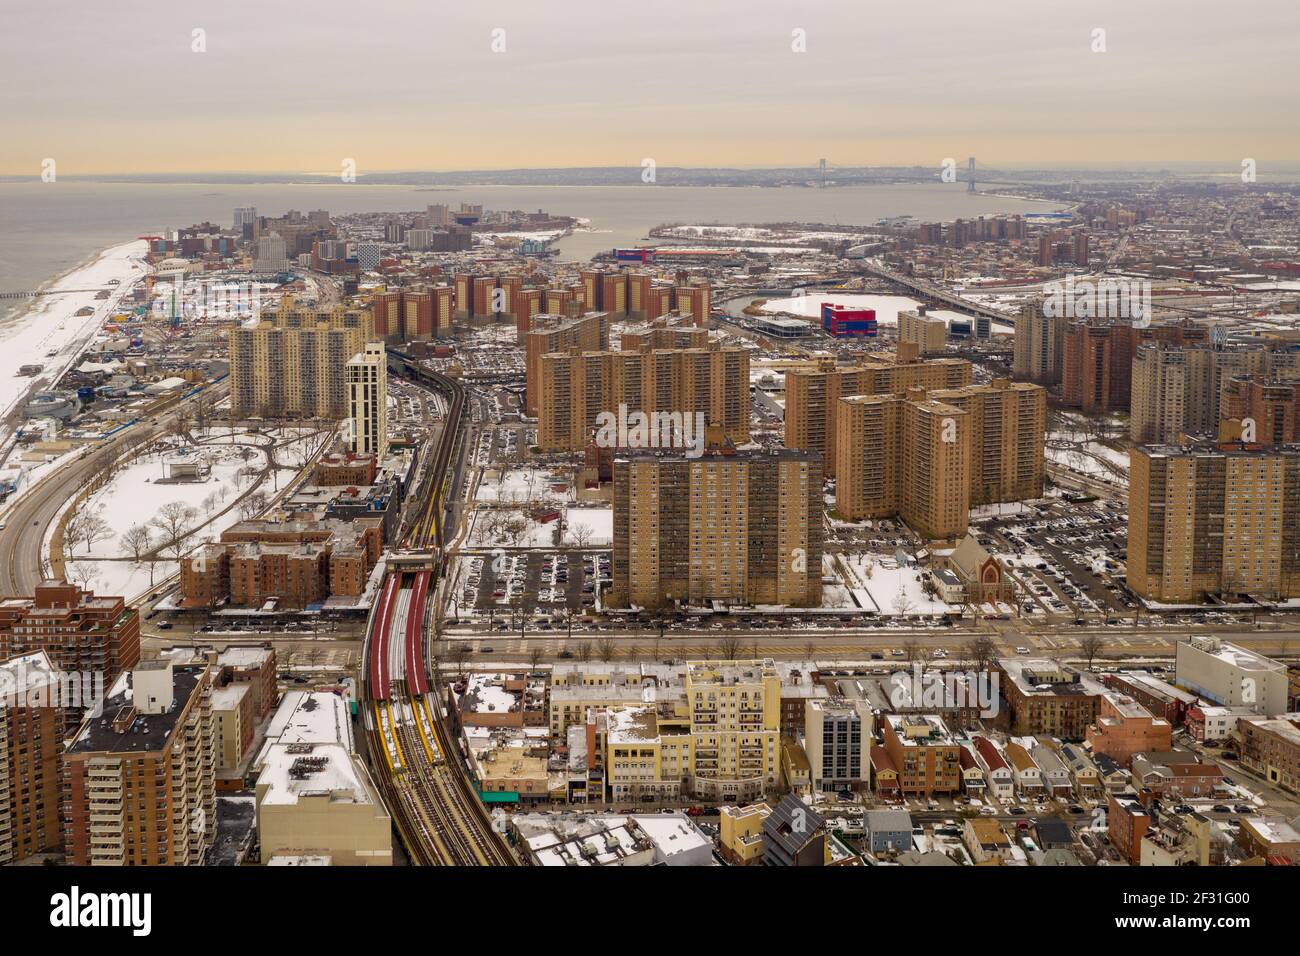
[230, 296, 373, 419]
[784, 347, 972, 476]
[1131, 345, 1300, 444]
[523, 312, 611, 416]
[611, 449, 822, 609]
[1128, 442, 1300, 602]
[835, 379, 1044, 538]
[836, 394, 970, 540]
[539, 346, 749, 451]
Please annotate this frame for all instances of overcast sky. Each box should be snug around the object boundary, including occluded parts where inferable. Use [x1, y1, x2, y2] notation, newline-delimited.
[2, 0, 1296, 175]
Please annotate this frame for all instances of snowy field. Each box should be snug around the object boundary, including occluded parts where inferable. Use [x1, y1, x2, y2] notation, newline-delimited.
[58, 423, 332, 600]
[475, 467, 576, 505]
[829, 553, 954, 616]
[468, 503, 613, 550]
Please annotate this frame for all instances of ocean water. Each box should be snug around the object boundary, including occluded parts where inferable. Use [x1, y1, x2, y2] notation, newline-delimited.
[0, 181, 1059, 323]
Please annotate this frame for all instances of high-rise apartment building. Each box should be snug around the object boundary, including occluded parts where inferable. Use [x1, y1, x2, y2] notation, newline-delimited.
[927, 378, 1047, 505]
[1128, 440, 1300, 602]
[0, 580, 140, 737]
[253, 233, 289, 273]
[348, 343, 388, 457]
[1062, 320, 1207, 414]
[538, 346, 750, 452]
[835, 392, 970, 539]
[0, 651, 63, 863]
[618, 318, 710, 353]
[674, 283, 712, 327]
[229, 299, 372, 419]
[371, 288, 452, 342]
[898, 308, 948, 355]
[1221, 376, 1300, 444]
[523, 312, 611, 416]
[784, 346, 972, 476]
[836, 378, 1044, 538]
[355, 242, 381, 272]
[805, 698, 873, 792]
[1013, 302, 1065, 385]
[685, 661, 781, 800]
[611, 449, 822, 609]
[62, 661, 216, 866]
[233, 206, 258, 233]
[1131, 344, 1300, 443]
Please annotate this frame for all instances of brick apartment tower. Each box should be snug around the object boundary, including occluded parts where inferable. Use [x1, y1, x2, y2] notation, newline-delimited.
[62, 661, 216, 866]
[611, 448, 823, 609]
[0, 580, 140, 737]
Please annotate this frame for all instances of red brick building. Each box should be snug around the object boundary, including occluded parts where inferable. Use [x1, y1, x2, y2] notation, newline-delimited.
[313, 451, 377, 487]
[180, 517, 382, 609]
[0, 651, 64, 861]
[1062, 320, 1208, 413]
[1107, 792, 1150, 865]
[0, 581, 140, 736]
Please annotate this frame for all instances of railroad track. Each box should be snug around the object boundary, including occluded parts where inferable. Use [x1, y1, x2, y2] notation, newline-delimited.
[360, 354, 515, 866]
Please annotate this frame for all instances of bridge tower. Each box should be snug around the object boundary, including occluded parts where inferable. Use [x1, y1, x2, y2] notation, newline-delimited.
[967, 157, 976, 193]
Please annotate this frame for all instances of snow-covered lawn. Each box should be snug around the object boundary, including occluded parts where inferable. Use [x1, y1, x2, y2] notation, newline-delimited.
[468, 503, 612, 549]
[66, 446, 261, 557]
[475, 467, 575, 505]
[59, 423, 332, 601]
[564, 507, 612, 546]
[838, 553, 953, 616]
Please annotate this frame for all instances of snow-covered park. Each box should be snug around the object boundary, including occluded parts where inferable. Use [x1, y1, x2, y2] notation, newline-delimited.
[57, 422, 333, 600]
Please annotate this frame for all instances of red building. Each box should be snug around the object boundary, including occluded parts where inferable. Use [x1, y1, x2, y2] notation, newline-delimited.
[821, 303, 877, 337]
[1107, 792, 1150, 865]
[0, 581, 140, 736]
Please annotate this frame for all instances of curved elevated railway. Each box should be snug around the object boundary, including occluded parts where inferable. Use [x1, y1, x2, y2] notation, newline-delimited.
[361, 357, 515, 866]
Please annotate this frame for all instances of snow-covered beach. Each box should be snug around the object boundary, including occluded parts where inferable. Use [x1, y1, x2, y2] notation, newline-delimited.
[0, 239, 148, 445]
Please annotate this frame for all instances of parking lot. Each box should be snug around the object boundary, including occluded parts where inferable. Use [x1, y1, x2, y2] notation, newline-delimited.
[978, 497, 1135, 621]
[452, 548, 612, 625]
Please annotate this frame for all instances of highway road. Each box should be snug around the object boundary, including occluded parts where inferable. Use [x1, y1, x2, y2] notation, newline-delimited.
[0, 382, 228, 595]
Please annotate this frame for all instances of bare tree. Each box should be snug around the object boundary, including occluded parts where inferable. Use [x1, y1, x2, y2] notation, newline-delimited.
[448, 643, 470, 677]
[152, 502, 199, 561]
[892, 585, 916, 619]
[597, 636, 617, 662]
[717, 636, 743, 661]
[120, 524, 157, 585]
[568, 522, 594, 549]
[962, 635, 997, 673]
[238, 490, 268, 521]
[192, 393, 211, 435]
[1079, 633, 1106, 672]
[171, 406, 193, 444]
[529, 646, 544, 671]
[71, 511, 111, 555]
[577, 640, 593, 663]
[803, 641, 816, 663]
[903, 638, 923, 666]
[67, 560, 97, 590]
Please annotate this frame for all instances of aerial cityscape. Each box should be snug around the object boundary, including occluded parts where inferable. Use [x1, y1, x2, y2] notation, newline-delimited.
[2, 0, 1296, 934]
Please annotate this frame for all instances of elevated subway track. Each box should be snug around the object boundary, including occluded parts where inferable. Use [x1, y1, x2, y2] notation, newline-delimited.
[360, 354, 515, 866]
